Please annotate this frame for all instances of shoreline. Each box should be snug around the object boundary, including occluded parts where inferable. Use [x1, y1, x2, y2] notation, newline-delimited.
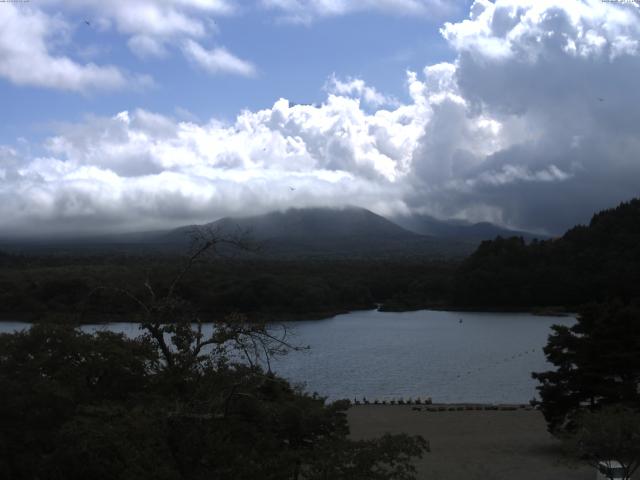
[350, 401, 536, 411]
[379, 304, 576, 317]
[0, 305, 576, 324]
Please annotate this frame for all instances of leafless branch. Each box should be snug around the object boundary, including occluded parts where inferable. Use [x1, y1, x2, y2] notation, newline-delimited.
[81, 227, 299, 373]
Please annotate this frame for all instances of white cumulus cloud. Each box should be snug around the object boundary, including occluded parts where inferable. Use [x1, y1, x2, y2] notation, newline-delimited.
[181, 40, 256, 77]
[0, 5, 147, 92]
[0, 0, 254, 91]
[4, 0, 640, 235]
[51, 0, 249, 72]
[326, 75, 399, 108]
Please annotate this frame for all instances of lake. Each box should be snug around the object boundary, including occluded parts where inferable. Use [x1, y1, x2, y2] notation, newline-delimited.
[0, 309, 574, 404]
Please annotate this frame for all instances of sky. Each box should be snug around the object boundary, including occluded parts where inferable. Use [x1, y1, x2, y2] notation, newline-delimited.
[1, 0, 640, 237]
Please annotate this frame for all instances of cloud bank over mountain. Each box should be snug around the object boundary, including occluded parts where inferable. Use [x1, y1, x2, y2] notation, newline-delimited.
[2, 0, 640, 236]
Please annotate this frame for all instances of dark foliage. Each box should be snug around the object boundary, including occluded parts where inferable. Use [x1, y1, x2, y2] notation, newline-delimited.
[454, 199, 640, 309]
[0, 256, 455, 321]
[0, 322, 427, 480]
[532, 302, 640, 434]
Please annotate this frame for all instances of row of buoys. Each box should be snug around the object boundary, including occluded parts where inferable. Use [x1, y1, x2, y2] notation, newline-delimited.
[350, 401, 535, 411]
[454, 347, 540, 379]
[416, 404, 534, 412]
[352, 397, 432, 406]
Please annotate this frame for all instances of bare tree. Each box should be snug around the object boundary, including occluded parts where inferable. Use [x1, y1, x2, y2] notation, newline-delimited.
[87, 225, 302, 373]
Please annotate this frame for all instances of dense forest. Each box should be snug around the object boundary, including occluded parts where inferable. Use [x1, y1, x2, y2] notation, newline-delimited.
[453, 199, 640, 309]
[0, 254, 455, 321]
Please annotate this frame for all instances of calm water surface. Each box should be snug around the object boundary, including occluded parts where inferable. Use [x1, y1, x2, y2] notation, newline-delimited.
[1, 309, 574, 404]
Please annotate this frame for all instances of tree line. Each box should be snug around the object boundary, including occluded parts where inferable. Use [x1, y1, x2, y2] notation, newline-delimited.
[0, 255, 456, 321]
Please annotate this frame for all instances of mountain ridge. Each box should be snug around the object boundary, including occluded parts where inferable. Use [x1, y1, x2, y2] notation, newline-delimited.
[160, 206, 472, 259]
[0, 206, 542, 258]
[392, 213, 545, 243]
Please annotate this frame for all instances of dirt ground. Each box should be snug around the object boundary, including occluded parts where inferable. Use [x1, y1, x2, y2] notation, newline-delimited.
[348, 405, 594, 480]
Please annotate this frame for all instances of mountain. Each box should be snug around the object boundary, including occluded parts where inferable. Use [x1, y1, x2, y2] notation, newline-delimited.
[0, 207, 540, 258]
[392, 213, 545, 243]
[209, 207, 410, 240]
[160, 207, 473, 259]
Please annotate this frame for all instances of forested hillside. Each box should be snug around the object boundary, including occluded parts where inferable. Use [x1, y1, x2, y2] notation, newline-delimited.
[454, 199, 640, 308]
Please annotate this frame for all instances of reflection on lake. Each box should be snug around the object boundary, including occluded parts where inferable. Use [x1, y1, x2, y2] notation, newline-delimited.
[0, 309, 574, 403]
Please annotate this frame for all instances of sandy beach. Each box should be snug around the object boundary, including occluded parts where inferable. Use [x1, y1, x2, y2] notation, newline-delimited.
[348, 405, 593, 480]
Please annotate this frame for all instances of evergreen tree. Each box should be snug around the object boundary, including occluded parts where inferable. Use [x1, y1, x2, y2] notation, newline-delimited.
[533, 302, 640, 434]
